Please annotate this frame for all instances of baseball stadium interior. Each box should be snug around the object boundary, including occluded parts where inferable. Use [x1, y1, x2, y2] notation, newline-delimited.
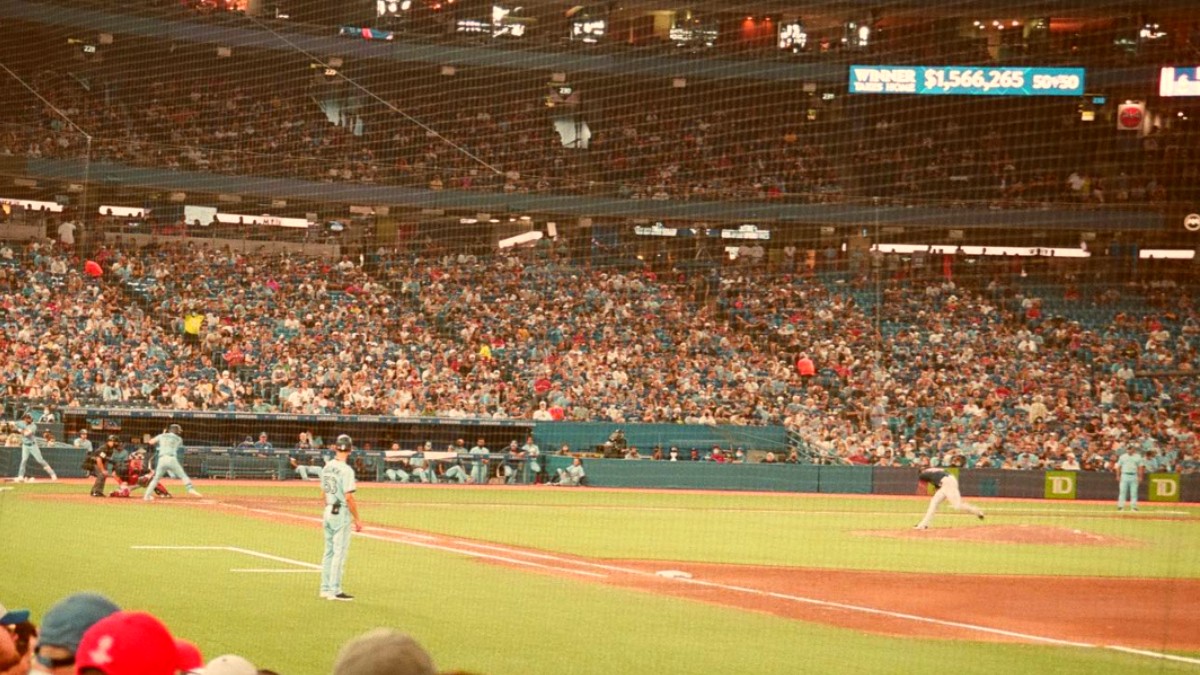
[1, 0, 1199, 672]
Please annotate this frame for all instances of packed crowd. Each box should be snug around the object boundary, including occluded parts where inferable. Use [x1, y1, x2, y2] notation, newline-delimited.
[1, 233, 1198, 473]
[0, 592, 446, 675]
[4, 59, 1184, 207]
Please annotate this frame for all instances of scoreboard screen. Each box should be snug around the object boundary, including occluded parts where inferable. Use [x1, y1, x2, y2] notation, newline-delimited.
[849, 65, 1086, 96]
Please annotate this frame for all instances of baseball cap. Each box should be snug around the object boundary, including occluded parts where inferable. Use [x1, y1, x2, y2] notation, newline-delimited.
[332, 628, 435, 675]
[175, 639, 204, 673]
[38, 592, 120, 654]
[199, 653, 256, 675]
[75, 611, 179, 675]
[0, 602, 30, 625]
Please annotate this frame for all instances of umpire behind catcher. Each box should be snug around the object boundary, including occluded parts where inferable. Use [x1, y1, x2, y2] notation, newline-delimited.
[78, 431, 109, 498]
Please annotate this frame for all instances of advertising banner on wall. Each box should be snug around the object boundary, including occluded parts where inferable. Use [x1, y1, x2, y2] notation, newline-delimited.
[1044, 471, 1078, 500]
[1159, 67, 1200, 97]
[848, 65, 1085, 96]
[1147, 473, 1181, 502]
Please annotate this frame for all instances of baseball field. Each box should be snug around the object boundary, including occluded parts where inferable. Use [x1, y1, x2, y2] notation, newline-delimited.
[2, 480, 1198, 674]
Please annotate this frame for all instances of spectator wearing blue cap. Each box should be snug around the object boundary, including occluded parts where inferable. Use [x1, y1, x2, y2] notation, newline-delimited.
[31, 592, 119, 674]
[0, 602, 30, 627]
[1, 600, 33, 674]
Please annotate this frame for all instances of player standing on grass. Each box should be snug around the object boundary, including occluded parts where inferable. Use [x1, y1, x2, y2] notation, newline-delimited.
[1114, 444, 1145, 511]
[320, 434, 363, 601]
[14, 413, 57, 482]
[143, 424, 202, 500]
[914, 466, 984, 529]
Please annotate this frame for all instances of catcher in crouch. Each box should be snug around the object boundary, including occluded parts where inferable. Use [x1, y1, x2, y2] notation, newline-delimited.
[109, 444, 172, 499]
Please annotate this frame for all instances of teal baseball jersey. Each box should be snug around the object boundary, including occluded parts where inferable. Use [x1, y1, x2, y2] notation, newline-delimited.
[151, 432, 184, 459]
[321, 459, 357, 511]
[1115, 452, 1144, 475]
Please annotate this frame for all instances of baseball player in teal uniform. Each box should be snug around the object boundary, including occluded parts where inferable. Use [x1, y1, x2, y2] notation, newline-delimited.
[522, 435, 543, 483]
[1114, 445, 1145, 511]
[468, 438, 490, 484]
[320, 434, 362, 601]
[555, 457, 587, 486]
[15, 413, 57, 482]
[411, 443, 437, 483]
[143, 424, 202, 500]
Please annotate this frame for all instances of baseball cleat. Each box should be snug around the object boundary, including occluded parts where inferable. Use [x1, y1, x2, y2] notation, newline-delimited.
[328, 593, 354, 602]
[977, 513, 985, 521]
[187, 488, 203, 497]
[912, 525, 928, 530]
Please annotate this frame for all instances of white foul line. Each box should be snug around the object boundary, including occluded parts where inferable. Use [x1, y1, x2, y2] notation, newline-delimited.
[221, 507, 1200, 667]
[356, 529, 608, 578]
[1104, 646, 1200, 665]
[238, 506, 607, 579]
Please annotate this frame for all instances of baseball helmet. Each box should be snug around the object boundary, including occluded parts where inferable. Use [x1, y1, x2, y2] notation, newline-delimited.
[168, 423, 182, 434]
[336, 434, 353, 450]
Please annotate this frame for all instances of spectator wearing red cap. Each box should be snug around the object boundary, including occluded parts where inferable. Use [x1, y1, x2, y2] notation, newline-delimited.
[174, 640, 203, 675]
[74, 611, 180, 675]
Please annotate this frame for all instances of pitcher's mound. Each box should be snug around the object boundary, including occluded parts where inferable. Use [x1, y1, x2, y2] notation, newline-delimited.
[861, 524, 1138, 547]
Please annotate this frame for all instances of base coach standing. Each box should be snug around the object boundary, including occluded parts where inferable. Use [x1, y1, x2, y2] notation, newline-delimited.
[1115, 445, 1145, 511]
[321, 434, 363, 601]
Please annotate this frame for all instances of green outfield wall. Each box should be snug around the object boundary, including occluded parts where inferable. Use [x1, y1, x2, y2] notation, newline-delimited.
[3, 448, 1196, 502]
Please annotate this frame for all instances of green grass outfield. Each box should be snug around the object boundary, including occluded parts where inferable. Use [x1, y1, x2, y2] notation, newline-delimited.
[1, 482, 1197, 674]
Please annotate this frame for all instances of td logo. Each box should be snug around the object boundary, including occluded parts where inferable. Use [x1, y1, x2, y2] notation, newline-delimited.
[1148, 474, 1180, 502]
[1044, 471, 1077, 499]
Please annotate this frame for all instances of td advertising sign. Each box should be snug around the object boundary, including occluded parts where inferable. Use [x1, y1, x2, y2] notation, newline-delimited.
[1147, 473, 1181, 502]
[1044, 471, 1077, 500]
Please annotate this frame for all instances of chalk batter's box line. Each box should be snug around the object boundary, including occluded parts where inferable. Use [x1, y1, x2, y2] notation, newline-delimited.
[131, 545, 320, 572]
